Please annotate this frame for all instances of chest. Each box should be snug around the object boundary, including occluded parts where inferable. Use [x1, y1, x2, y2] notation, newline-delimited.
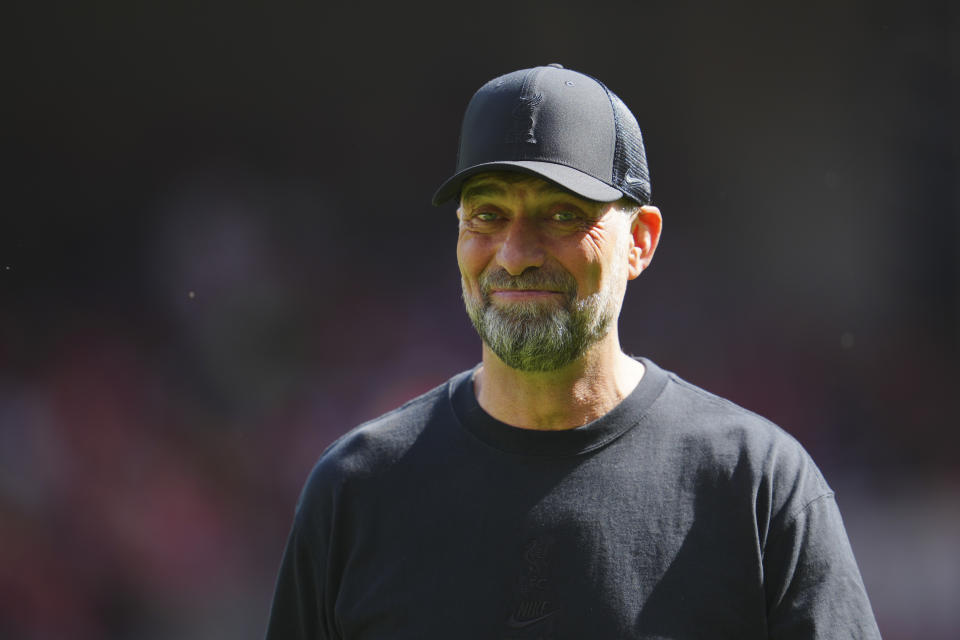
[329, 459, 767, 639]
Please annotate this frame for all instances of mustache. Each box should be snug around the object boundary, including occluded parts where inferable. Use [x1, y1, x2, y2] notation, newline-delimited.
[478, 267, 577, 296]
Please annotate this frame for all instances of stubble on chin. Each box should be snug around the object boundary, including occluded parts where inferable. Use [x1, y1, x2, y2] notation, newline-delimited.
[462, 268, 614, 372]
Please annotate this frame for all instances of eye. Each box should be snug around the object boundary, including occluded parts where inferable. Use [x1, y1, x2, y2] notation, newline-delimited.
[551, 210, 578, 222]
[475, 211, 499, 222]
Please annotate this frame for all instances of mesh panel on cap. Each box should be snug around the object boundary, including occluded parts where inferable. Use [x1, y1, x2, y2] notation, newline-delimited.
[603, 87, 651, 205]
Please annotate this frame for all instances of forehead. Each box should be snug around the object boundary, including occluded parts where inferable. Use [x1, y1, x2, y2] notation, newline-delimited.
[460, 171, 590, 204]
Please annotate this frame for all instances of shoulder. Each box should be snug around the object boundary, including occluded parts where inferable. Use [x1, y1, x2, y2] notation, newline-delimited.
[647, 363, 832, 523]
[640, 364, 879, 632]
[654, 366, 820, 472]
[294, 372, 463, 517]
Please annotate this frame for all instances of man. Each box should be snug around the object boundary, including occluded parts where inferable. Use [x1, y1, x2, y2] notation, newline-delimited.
[265, 64, 880, 639]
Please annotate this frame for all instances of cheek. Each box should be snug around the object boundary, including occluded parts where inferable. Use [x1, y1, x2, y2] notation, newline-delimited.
[561, 238, 606, 293]
[456, 234, 493, 281]
[457, 238, 492, 303]
[577, 222, 629, 289]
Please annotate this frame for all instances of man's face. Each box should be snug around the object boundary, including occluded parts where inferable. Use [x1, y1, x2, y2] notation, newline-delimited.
[456, 172, 639, 372]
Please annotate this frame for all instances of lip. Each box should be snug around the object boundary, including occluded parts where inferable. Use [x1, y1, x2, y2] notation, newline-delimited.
[490, 289, 563, 300]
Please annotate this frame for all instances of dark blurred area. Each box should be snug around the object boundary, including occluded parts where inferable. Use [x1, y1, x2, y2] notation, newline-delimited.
[1, 1, 957, 638]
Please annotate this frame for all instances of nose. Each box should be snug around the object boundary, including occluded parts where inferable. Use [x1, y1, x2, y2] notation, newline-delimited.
[496, 217, 546, 276]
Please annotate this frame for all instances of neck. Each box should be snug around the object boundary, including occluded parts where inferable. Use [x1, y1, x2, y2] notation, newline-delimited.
[474, 331, 645, 430]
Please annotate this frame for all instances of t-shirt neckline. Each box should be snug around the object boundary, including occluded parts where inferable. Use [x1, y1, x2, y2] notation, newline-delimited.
[448, 357, 668, 457]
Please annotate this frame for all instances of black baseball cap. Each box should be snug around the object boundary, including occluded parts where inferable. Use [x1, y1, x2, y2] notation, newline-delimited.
[432, 64, 650, 206]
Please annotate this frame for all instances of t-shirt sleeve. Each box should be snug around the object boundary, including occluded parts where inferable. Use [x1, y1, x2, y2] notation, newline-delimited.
[264, 510, 334, 640]
[265, 454, 345, 640]
[762, 487, 881, 639]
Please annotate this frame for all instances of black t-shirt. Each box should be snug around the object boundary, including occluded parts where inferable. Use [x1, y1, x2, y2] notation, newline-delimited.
[265, 359, 880, 639]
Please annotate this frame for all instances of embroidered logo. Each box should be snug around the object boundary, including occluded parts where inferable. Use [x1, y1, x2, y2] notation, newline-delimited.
[506, 606, 557, 630]
[504, 537, 558, 637]
[505, 93, 543, 144]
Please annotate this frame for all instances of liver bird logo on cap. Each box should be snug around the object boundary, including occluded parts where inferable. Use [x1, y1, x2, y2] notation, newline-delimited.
[506, 93, 543, 144]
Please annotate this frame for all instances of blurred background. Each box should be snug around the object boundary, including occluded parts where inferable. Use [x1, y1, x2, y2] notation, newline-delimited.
[1, 0, 957, 638]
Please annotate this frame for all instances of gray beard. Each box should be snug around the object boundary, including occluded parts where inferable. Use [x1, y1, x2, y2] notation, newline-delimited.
[462, 267, 618, 372]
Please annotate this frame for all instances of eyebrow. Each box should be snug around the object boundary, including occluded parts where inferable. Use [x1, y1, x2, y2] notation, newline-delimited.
[460, 183, 506, 203]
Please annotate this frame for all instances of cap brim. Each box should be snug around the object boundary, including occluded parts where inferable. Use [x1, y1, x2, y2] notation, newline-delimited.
[431, 160, 623, 206]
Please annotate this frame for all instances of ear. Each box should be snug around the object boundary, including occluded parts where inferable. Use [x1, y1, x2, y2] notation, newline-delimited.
[627, 205, 662, 280]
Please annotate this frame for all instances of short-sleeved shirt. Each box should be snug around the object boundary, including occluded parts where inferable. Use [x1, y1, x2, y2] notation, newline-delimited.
[265, 359, 880, 639]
